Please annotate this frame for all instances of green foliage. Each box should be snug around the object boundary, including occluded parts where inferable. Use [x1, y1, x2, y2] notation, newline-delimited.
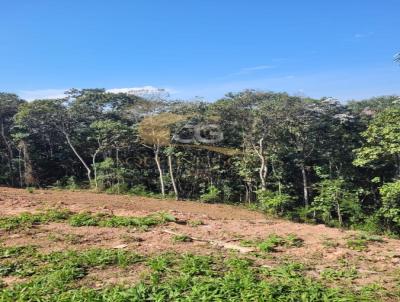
[321, 267, 358, 280]
[4, 89, 400, 235]
[0, 210, 71, 231]
[0, 248, 384, 301]
[188, 220, 204, 227]
[25, 187, 35, 194]
[172, 234, 193, 243]
[65, 176, 79, 190]
[256, 190, 294, 215]
[346, 233, 384, 251]
[354, 108, 400, 177]
[200, 185, 221, 203]
[129, 184, 154, 197]
[312, 178, 361, 227]
[241, 234, 303, 252]
[0, 211, 175, 231]
[378, 181, 400, 232]
[68, 212, 176, 229]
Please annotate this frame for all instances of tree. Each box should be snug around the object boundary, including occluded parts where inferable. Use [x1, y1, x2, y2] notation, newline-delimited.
[378, 181, 400, 232]
[312, 178, 360, 227]
[0, 93, 24, 185]
[89, 120, 131, 189]
[14, 99, 95, 185]
[354, 108, 400, 179]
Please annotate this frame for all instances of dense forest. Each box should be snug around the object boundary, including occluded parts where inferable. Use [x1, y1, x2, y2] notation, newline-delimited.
[1, 89, 400, 234]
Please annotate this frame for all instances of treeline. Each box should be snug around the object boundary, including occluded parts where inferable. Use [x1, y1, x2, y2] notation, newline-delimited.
[1, 89, 400, 234]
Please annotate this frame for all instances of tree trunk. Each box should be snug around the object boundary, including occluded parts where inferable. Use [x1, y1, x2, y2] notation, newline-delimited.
[18, 148, 23, 187]
[154, 145, 165, 197]
[336, 200, 343, 227]
[0, 119, 14, 185]
[62, 130, 92, 185]
[253, 138, 267, 191]
[301, 164, 309, 207]
[92, 149, 100, 190]
[168, 152, 179, 200]
[20, 140, 35, 186]
[271, 160, 282, 195]
[116, 149, 121, 194]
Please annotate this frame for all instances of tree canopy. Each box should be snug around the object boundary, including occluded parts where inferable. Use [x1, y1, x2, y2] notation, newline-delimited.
[1, 89, 400, 234]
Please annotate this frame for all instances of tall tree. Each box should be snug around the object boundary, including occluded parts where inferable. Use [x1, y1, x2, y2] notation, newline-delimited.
[354, 108, 400, 180]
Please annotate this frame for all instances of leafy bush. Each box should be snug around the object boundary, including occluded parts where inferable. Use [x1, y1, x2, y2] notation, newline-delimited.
[129, 184, 153, 197]
[256, 190, 294, 215]
[378, 181, 400, 232]
[26, 187, 35, 194]
[105, 183, 129, 194]
[312, 179, 362, 227]
[200, 185, 221, 203]
[65, 176, 79, 190]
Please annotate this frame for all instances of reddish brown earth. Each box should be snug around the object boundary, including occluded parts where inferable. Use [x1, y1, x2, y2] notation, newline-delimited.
[1, 187, 400, 292]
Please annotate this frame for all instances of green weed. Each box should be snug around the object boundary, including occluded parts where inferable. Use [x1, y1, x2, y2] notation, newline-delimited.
[346, 233, 384, 251]
[321, 267, 358, 280]
[172, 234, 193, 243]
[241, 234, 304, 252]
[0, 210, 175, 231]
[0, 248, 390, 301]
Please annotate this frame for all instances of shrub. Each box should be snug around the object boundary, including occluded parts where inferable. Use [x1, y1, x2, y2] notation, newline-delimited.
[378, 181, 400, 233]
[129, 184, 152, 197]
[256, 190, 294, 215]
[200, 185, 221, 203]
[106, 183, 129, 194]
[65, 176, 79, 190]
[312, 179, 362, 227]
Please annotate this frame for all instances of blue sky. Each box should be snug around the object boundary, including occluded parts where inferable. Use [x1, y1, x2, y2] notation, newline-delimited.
[1, 0, 399, 101]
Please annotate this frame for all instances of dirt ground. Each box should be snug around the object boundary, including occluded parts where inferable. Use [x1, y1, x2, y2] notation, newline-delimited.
[1, 187, 400, 292]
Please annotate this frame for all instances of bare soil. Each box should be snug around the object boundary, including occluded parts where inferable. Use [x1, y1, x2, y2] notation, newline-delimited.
[1, 187, 400, 291]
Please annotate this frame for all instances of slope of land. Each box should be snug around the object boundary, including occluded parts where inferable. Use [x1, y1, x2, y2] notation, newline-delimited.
[0, 187, 399, 301]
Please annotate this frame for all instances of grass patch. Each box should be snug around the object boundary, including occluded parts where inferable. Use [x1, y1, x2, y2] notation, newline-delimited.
[346, 233, 384, 251]
[321, 267, 358, 281]
[241, 234, 304, 252]
[0, 210, 176, 231]
[0, 247, 387, 301]
[188, 220, 204, 227]
[322, 237, 340, 248]
[172, 234, 193, 243]
[68, 212, 176, 229]
[0, 210, 71, 231]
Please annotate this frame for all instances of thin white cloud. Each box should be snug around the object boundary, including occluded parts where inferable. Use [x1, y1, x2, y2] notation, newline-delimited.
[354, 32, 374, 39]
[19, 89, 67, 101]
[106, 86, 175, 95]
[215, 65, 276, 80]
[20, 86, 177, 101]
[241, 65, 275, 72]
[227, 65, 275, 77]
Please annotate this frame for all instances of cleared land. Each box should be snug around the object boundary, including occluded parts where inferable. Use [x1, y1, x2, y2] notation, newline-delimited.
[0, 187, 400, 301]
